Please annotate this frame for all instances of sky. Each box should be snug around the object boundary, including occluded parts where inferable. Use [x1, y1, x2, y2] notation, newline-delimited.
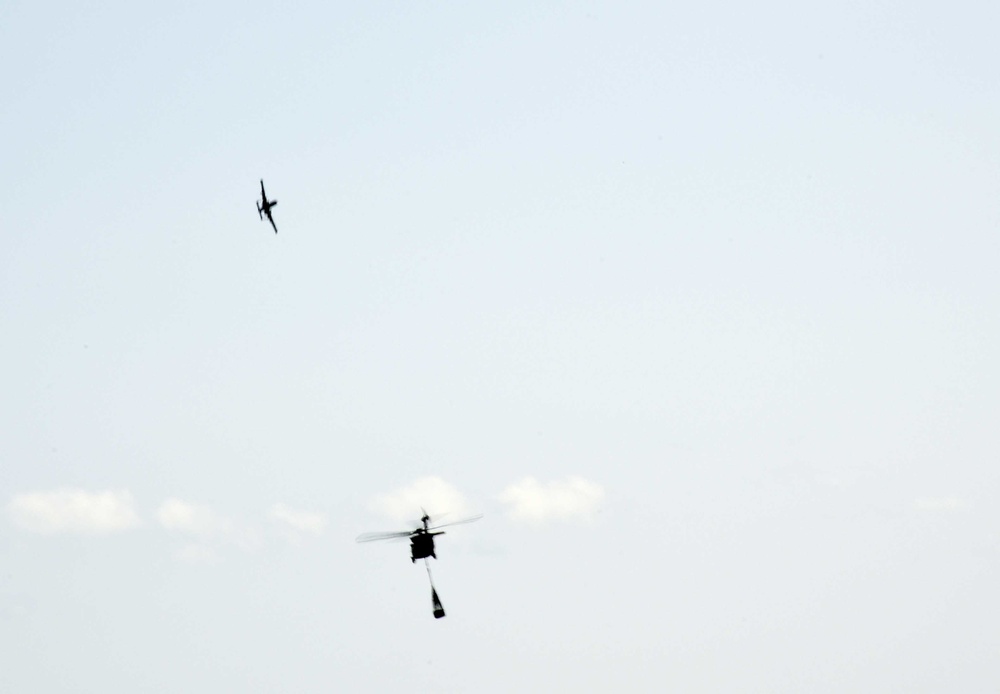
[1, 0, 998, 691]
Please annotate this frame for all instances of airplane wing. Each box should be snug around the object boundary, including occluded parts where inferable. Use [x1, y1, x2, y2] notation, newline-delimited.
[266, 209, 278, 234]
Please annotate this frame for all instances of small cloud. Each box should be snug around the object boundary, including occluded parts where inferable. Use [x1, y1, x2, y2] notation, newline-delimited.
[498, 476, 605, 523]
[371, 477, 472, 522]
[157, 498, 260, 554]
[157, 498, 229, 539]
[7, 489, 140, 535]
[269, 503, 327, 539]
[913, 496, 964, 512]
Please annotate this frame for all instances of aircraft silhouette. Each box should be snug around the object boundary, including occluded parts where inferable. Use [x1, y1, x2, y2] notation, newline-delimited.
[256, 180, 278, 233]
[357, 510, 482, 619]
[357, 511, 482, 563]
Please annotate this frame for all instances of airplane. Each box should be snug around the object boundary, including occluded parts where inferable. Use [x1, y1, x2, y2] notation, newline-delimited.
[256, 180, 278, 233]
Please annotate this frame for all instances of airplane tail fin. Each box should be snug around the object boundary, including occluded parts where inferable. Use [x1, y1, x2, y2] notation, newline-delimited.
[257, 202, 262, 219]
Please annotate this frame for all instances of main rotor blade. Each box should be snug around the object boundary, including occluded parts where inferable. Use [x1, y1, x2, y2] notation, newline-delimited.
[356, 531, 412, 543]
[427, 514, 483, 531]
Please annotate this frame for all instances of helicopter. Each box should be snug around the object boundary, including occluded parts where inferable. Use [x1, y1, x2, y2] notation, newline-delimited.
[356, 511, 482, 563]
[357, 510, 482, 619]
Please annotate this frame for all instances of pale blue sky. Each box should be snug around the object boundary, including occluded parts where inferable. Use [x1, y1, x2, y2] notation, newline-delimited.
[2, 1, 999, 691]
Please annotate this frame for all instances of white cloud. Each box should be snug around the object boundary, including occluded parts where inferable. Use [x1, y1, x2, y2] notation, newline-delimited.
[913, 496, 965, 512]
[157, 498, 229, 538]
[498, 476, 605, 523]
[370, 477, 472, 522]
[7, 489, 140, 535]
[269, 503, 327, 537]
[156, 498, 260, 553]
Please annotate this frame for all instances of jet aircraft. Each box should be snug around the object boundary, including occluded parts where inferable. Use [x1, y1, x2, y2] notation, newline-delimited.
[256, 180, 278, 233]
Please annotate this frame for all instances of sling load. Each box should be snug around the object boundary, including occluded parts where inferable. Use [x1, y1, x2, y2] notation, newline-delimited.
[431, 586, 446, 619]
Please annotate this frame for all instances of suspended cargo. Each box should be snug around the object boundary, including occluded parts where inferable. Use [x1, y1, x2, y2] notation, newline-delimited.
[431, 587, 446, 619]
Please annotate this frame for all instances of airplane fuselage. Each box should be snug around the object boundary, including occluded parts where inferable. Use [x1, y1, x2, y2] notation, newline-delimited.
[257, 180, 279, 233]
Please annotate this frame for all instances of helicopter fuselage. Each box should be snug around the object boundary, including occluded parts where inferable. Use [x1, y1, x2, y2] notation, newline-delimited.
[410, 530, 444, 562]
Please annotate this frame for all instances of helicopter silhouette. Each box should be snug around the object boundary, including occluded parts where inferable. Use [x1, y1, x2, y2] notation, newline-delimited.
[356, 511, 482, 563]
[357, 510, 482, 619]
